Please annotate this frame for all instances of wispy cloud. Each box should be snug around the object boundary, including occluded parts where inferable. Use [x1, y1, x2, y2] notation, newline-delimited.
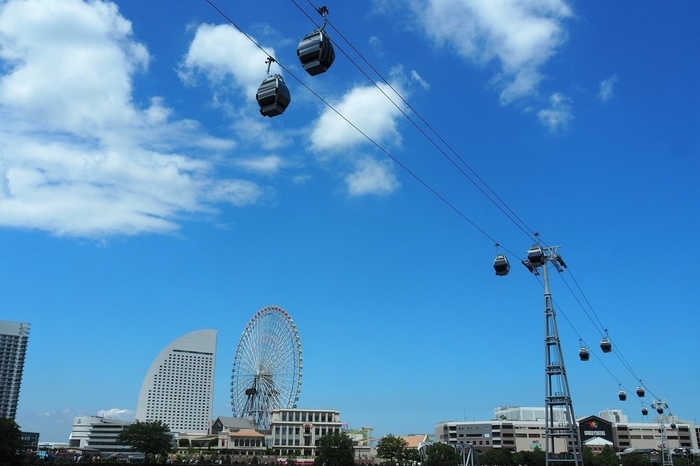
[411, 70, 430, 90]
[345, 157, 400, 196]
[97, 408, 135, 420]
[0, 0, 264, 238]
[597, 74, 618, 102]
[538, 92, 573, 132]
[233, 155, 284, 175]
[404, 0, 573, 104]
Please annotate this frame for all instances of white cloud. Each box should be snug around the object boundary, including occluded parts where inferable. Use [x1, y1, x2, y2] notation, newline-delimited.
[409, 0, 573, 104]
[0, 0, 148, 135]
[411, 70, 430, 90]
[598, 74, 618, 102]
[179, 23, 279, 101]
[345, 157, 400, 196]
[233, 155, 284, 175]
[97, 408, 134, 420]
[310, 83, 406, 152]
[369, 35, 385, 56]
[0, 0, 264, 238]
[538, 92, 573, 132]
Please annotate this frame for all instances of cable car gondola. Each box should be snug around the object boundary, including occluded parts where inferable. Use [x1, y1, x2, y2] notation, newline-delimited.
[618, 386, 627, 401]
[636, 382, 645, 398]
[600, 329, 612, 353]
[256, 59, 291, 118]
[297, 6, 335, 76]
[579, 347, 590, 361]
[526, 244, 545, 267]
[578, 339, 590, 361]
[493, 254, 510, 276]
[641, 406, 648, 416]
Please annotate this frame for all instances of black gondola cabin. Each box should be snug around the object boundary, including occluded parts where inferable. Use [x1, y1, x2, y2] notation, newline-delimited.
[297, 29, 336, 76]
[493, 254, 510, 276]
[579, 347, 590, 361]
[527, 244, 545, 267]
[256, 75, 291, 117]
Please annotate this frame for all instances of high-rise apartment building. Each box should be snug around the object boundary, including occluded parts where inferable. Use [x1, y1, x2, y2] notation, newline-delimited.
[135, 329, 216, 433]
[0, 320, 30, 419]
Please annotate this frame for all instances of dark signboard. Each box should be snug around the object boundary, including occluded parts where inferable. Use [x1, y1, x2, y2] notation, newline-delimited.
[578, 416, 614, 443]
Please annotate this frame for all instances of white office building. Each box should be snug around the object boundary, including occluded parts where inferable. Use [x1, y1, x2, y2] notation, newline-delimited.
[135, 329, 217, 433]
[270, 408, 343, 458]
[68, 416, 132, 453]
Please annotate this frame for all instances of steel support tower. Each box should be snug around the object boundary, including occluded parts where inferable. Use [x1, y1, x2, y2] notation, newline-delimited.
[523, 245, 583, 466]
[651, 400, 674, 466]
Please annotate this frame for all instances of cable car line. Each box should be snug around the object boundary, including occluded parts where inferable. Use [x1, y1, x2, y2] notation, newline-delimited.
[531, 263, 666, 406]
[291, 0, 671, 412]
[557, 268, 652, 388]
[203, 0, 509, 253]
[291, 0, 540, 246]
[291, 0, 534, 246]
[563, 267, 608, 334]
[204, 0, 671, 411]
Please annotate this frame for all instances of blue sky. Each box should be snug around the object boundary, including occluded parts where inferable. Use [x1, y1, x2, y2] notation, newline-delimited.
[3, 0, 698, 442]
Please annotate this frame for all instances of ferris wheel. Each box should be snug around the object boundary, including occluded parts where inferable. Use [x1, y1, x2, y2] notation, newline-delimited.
[231, 305, 303, 430]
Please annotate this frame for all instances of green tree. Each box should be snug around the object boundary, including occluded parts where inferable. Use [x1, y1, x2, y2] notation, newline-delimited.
[377, 435, 409, 465]
[621, 453, 650, 466]
[423, 443, 460, 466]
[178, 438, 190, 448]
[513, 447, 545, 466]
[0, 417, 23, 466]
[314, 432, 355, 466]
[583, 446, 597, 466]
[118, 420, 174, 459]
[599, 445, 620, 466]
[529, 447, 545, 466]
[481, 448, 513, 466]
[403, 449, 423, 465]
